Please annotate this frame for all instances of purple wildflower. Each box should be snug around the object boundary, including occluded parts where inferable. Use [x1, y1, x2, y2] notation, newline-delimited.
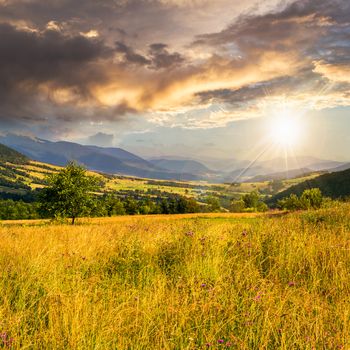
[288, 281, 296, 287]
[218, 339, 224, 344]
[253, 293, 262, 301]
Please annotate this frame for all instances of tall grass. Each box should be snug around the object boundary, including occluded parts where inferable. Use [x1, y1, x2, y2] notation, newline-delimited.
[0, 205, 349, 349]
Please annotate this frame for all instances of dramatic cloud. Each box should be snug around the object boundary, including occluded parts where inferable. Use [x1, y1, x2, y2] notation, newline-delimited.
[0, 0, 349, 137]
[192, 0, 350, 115]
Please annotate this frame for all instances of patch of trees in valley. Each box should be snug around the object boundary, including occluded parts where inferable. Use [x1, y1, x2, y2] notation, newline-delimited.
[0, 161, 344, 222]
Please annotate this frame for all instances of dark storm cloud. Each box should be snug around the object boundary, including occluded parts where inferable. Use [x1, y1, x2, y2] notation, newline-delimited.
[195, 71, 324, 105]
[194, 0, 350, 64]
[0, 23, 113, 122]
[0, 23, 110, 84]
[0, 0, 182, 45]
[192, 0, 350, 107]
[148, 43, 184, 69]
[115, 41, 151, 66]
[0, 0, 349, 137]
[116, 41, 185, 69]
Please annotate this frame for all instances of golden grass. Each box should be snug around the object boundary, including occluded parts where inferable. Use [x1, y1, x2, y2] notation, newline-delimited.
[0, 205, 349, 349]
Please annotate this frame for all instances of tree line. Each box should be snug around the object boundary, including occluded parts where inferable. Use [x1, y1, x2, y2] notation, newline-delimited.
[0, 162, 331, 222]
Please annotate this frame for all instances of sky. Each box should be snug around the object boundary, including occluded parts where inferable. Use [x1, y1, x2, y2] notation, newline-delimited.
[0, 0, 349, 161]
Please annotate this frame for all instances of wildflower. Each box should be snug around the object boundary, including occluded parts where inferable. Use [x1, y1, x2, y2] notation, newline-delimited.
[288, 281, 296, 287]
[226, 342, 232, 347]
[242, 229, 248, 236]
[185, 231, 194, 237]
[0, 332, 13, 348]
[218, 339, 224, 344]
[199, 236, 207, 244]
[205, 343, 212, 347]
[253, 293, 262, 301]
[201, 283, 207, 288]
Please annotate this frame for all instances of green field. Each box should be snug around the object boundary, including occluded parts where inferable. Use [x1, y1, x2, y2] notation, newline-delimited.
[0, 204, 349, 349]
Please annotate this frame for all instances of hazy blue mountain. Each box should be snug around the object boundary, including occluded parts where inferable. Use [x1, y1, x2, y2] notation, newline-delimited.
[149, 159, 215, 175]
[0, 134, 199, 180]
[256, 156, 344, 173]
[1, 134, 346, 182]
[223, 156, 346, 182]
[246, 168, 325, 182]
[327, 163, 350, 172]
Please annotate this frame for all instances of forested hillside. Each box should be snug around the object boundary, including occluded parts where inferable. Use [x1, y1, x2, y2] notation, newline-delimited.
[270, 168, 350, 203]
[0, 143, 28, 164]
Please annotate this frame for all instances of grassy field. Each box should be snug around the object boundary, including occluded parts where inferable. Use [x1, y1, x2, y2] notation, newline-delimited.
[0, 204, 349, 349]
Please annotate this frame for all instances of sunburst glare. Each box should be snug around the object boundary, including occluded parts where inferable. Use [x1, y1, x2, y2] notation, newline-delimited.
[270, 116, 300, 146]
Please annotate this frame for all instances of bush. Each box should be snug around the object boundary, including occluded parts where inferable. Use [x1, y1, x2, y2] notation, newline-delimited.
[300, 188, 323, 210]
[278, 188, 324, 211]
[231, 191, 268, 213]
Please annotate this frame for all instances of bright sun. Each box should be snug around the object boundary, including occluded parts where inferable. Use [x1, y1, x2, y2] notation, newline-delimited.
[270, 116, 300, 146]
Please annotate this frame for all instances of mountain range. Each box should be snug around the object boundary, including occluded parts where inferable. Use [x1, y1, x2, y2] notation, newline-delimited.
[0, 134, 200, 181]
[0, 134, 347, 182]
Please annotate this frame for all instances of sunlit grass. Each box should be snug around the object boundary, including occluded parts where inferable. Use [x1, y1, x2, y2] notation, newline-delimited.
[0, 205, 349, 349]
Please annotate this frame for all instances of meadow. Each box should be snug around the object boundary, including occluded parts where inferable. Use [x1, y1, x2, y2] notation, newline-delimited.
[0, 204, 349, 349]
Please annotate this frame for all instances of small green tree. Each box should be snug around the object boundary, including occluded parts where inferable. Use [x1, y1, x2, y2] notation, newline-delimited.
[242, 191, 260, 209]
[205, 196, 221, 212]
[277, 193, 301, 210]
[231, 191, 268, 212]
[300, 188, 323, 210]
[230, 199, 245, 213]
[39, 162, 99, 224]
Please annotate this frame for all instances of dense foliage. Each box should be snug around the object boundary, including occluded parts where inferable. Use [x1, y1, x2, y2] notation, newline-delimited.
[39, 162, 99, 224]
[278, 188, 324, 211]
[270, 168, 350, 204]
[0, 143, 28, 164]
[0, 200, 40, 220]
[230, 191, 268, 212]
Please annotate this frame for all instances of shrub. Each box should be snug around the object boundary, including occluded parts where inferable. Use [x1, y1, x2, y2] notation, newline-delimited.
[278, 188, 324, 211]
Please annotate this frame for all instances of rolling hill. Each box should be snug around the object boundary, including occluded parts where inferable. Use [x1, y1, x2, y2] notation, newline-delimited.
[247, 168, 321, 182]
[269, 168, 350, 204]
[149, 159, 215, 175]
[0, 143, 29, 164]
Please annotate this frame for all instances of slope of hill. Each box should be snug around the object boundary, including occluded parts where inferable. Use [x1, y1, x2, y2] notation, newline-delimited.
[149, 159, 214, 175]
[222, 156, 345, 182]
[269, 168, 350, 204]
[247, 168, 320, 182]
[0, 134, 199, 181]
[257, 156, 344, 172]
[328, 162, 350, 172]
[0, 143, 29, 164]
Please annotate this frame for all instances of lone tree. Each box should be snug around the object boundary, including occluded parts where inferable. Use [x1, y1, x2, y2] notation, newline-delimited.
[39, 162, 99, 224]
